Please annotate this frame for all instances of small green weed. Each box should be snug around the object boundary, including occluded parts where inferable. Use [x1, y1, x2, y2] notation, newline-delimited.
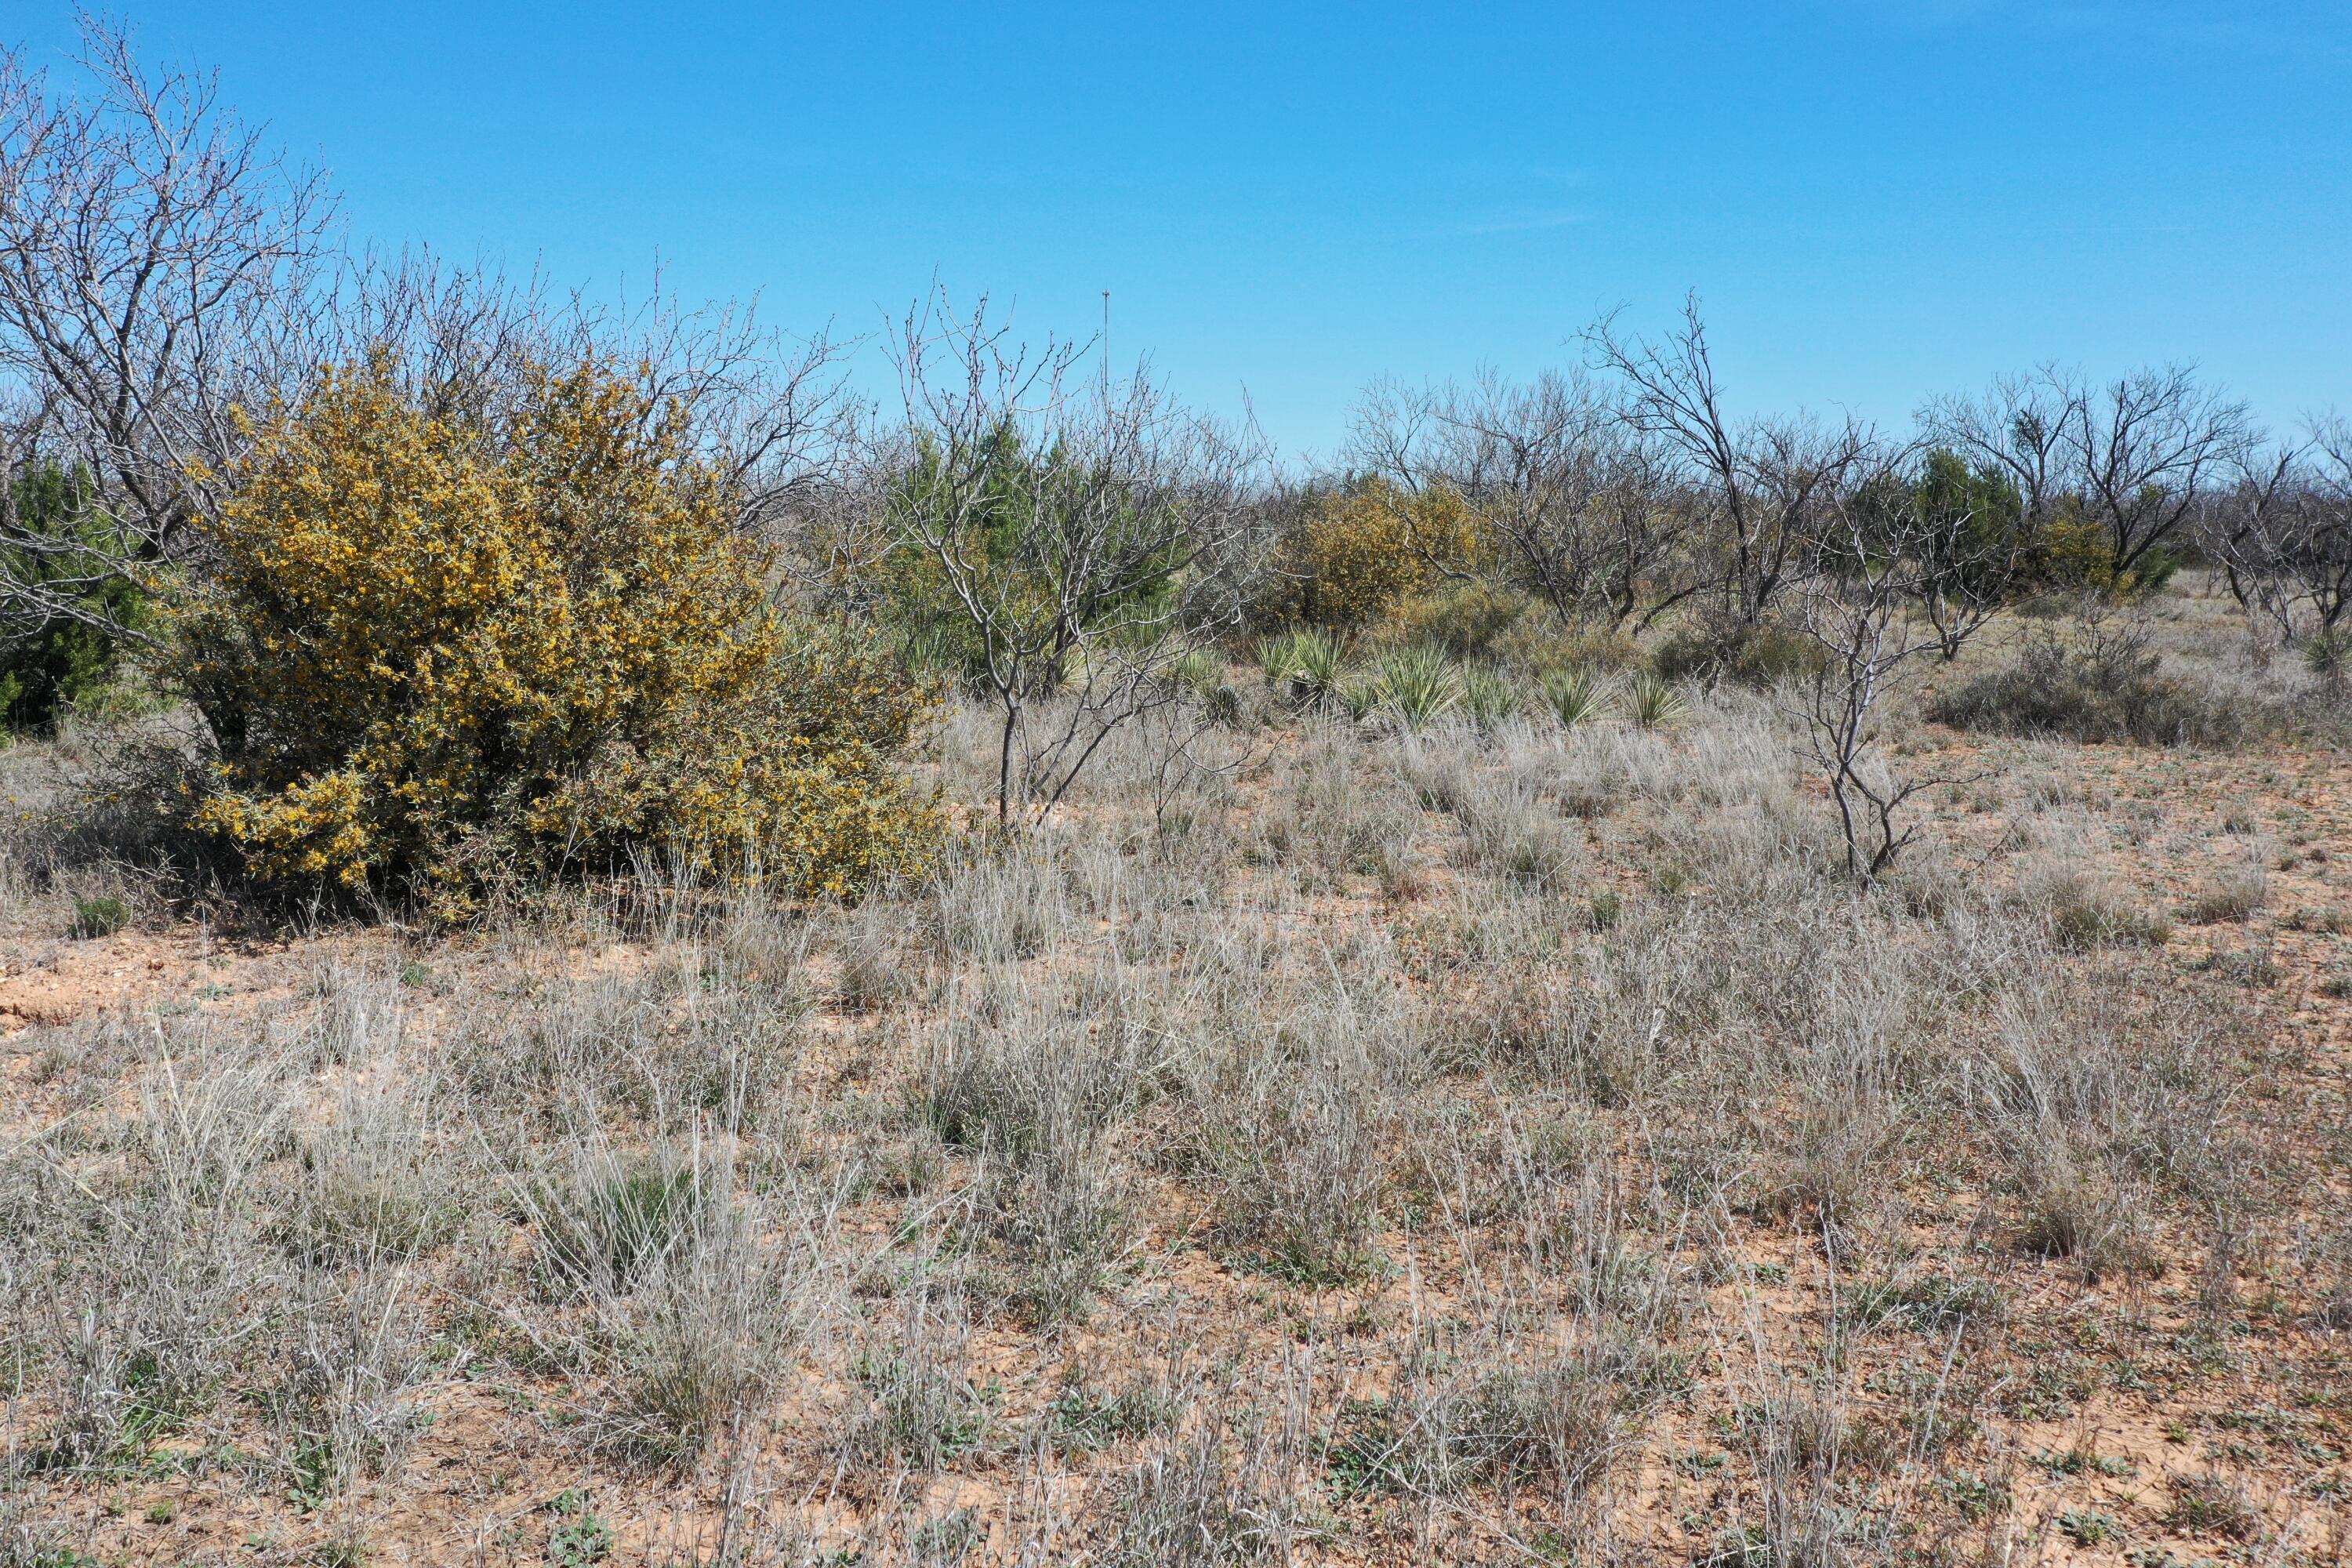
[71, 895, 128, 938]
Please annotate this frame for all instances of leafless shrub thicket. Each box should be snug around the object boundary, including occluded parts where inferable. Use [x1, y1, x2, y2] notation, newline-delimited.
[1587, 296, 1883, 633]
[2209, 416, 2352, 662]
[1352, 368, 1694, 631]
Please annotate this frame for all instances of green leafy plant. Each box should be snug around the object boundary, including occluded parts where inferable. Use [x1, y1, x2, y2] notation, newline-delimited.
[0, 459, 154, 733]
[1625, 671, 1686, 729]
[1369, 645, 1461, 730]
[1539, 666, 1610, 730]
[2056, 1508, 2122, 1546]
[544, 1490, 613, 1566]
[71, 895, 129, 938]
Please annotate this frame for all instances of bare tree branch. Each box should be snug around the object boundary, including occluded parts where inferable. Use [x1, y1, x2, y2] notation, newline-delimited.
[1587, 296, 1873, 629]
[881, 290, 1269, 827]
[0, 14, 336, 640]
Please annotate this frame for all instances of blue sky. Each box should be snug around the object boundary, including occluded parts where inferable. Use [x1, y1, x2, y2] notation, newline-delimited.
[13, 2, 2349, 460]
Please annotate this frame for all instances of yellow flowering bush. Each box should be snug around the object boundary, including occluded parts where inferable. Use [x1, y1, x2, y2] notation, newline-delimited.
[1275, 479, 1481, 629]
[173, 353, 935, 913]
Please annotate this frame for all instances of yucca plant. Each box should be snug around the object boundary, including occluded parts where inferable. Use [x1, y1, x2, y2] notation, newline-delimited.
[1293, 629, 1348, 707]
[1538, 666, 1609, 730]
[1461, 664, 1519, 731]
[1172, 648, 1240, 723]
[1254, 633, 1298, 687]
[2303, 627, 2351, 682]
[1625, 671, 1687, 730]
[1371, 644, 1461, 731]
[1257, 627, 1348, 709]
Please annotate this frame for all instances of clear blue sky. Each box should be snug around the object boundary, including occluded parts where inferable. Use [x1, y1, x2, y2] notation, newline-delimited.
[14, 2, 2350, 461]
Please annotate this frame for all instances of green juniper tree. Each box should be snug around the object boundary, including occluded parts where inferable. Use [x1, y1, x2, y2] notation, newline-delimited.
[0, 460, 152, 731]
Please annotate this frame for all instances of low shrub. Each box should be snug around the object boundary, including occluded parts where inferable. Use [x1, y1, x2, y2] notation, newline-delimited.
[1272, 480, 1479, 630]
[169, 353, 937, 916]
[1384, 579, 1530, 659]
[1508, 623, 1642, 674]
[1649, 620, 1824, 688]
[1929, 631, 2239, 747]
[71, 895, 130, 938]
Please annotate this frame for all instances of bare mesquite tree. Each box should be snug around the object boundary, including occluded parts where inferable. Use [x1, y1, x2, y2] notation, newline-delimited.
[1350, 368, 1695, 630]
[1790, 457, 2009, 880]
[1924, 365, 2255, 586]
[2206, 440, 2307, 653]
[2071, 367, 2256, 583]
[2293, 419, 2352, 642]
[884, 293, 1265, 826]
[0, 17, 335, 640]
[2209, 423, 2352, 654]
[1586, 296, 1875, 630]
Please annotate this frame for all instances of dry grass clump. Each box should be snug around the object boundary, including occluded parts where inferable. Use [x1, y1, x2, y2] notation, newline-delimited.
[837, 1283, 996, 1479]
[2161, 1468, 2263, 1541]
[916, 975, 1154, 1319]
[15, 1042, 289, 1472]
[1205, 971, 1421, 1285]
[290, 1066, 461, 1265]
[1084, 1363, 1325, 1568]
[2016, 855, 2175, 950]
[2183, 849, 2270, 924]
[1971, 974, 2256, 1279]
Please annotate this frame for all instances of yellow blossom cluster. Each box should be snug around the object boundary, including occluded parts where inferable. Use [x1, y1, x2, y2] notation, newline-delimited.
[1273, 478, 1484, 629]
[174, 352, 935, 913]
